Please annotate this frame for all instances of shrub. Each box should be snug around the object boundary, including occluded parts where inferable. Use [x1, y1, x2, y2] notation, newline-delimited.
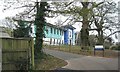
[104, 46, 110, 49]
[103, 43, 111, 49]
[110, 45, 120, 51]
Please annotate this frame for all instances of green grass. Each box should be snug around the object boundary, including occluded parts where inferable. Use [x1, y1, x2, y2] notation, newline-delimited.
[34, 53, 67, 70]
[44, 45, 118, 58]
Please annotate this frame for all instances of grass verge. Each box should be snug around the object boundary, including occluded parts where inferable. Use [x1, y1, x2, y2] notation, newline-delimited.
[44, 45, 118, 58]
[34, 53, 67, 70]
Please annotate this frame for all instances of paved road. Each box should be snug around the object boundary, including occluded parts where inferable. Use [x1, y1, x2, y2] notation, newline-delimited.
[44, 49, 118, 70]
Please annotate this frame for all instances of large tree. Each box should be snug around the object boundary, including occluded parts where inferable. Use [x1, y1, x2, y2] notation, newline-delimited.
[80, 2, 91, 49]
[13, 19, 32, 37]
[90, 2, 118, 45]
[34, 1, 49, 57]
[2, 0, 50, 57]
[51, 2, 104, 49]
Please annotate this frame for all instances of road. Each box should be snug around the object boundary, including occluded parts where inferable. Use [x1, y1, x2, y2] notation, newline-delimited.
[44, 49, 118, 70]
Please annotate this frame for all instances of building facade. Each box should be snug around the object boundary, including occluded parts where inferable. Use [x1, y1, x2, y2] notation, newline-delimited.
[34, 23, 76, 45]
[43, 23, 64, 45]
[63, 25, 76, 45]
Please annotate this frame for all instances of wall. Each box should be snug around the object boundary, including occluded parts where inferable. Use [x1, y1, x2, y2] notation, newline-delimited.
[44, 26, 63, 39]
[72, 29, 75, 45]
[34, 24, 76, 45]
[44, 26, 64, 45]
[64, 30, 68, 45]
[64, 29, 75, 45]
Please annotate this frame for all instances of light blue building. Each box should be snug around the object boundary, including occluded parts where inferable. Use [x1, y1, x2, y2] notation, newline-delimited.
[43, 23, 65, 45]
[34, 23, 76, 45]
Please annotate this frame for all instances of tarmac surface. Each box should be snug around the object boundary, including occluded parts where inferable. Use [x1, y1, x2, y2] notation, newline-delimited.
[44, 49, 118, 70]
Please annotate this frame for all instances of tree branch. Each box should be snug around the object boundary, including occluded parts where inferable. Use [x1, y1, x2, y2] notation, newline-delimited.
[21, 4, 37, 15]
[61, 16, 71, 25]
[65, 2, 74, 7]
[104, 30, 120, 40]
[14, 5, 35, 9]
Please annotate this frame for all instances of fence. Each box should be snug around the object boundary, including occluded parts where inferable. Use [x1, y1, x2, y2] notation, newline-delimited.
[0, 37, 34, 70]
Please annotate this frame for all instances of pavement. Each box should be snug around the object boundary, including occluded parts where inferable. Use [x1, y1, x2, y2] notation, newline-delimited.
[44, 49, 119, 70]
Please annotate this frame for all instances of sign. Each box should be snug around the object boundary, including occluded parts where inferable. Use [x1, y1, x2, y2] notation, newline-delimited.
[94, 45, 104, 57]
[94, 45, 104, 50]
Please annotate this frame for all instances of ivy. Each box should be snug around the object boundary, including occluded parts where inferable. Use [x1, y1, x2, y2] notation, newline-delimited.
[34, 2, 49, 58]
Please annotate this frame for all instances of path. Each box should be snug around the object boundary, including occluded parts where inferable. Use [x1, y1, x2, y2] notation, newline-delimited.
[44, 49, 118, 70]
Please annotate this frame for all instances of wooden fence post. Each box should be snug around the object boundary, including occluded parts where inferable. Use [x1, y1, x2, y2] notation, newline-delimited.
[59, 42, 60, 50]
[31, 38, 34, 70]
[103, 49, 104, 57]
[0, 38, 2, 72]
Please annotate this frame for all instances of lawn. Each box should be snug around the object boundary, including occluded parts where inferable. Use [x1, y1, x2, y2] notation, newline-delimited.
[34, 53, 67, 70]
[44, 45, 118, 58]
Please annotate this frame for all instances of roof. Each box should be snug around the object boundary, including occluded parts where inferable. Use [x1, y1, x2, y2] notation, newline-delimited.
[45, 23, 76, 30]
[0, 27, 11, 38]
[61, 25, 76, 30]
[45, 23, 65, 30]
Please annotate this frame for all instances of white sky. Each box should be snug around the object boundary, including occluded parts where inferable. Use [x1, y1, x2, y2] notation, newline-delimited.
[0, 0, 119, 19]
[0, 0, 119, 42]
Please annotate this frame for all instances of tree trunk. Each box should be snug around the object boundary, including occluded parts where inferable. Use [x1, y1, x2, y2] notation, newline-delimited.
[34, 2, 47, 57]
[97, 30, 104, 45]
[80, 2, 90, 50]
[80, 21, 90, 49]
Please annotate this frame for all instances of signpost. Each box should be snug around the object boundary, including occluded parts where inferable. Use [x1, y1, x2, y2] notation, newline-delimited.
[94, 45, 104, 57]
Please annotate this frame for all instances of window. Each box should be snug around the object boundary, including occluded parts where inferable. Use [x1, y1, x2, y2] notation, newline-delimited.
[69, 32, 71, 37]
[59, 40, 61, 45]
[62, 31, 63, 35]
[69, 31, 72, 37]
[62, 40, 64, 44]
[57, 39, 58, 44]
[46, 30, 48, 34]
[54, 28, 56, 34]
[46, 26, 48, 34]
[60, 30, 61, 35]
[50, 38, 52, 44]
[51, 28, 52, 33]
[54, 39, 55, 44]
[57, 29, 59, 35]
[70, 40, 71, 45]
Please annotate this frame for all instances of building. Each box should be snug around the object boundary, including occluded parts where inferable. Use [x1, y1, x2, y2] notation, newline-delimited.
[62, 25, 76, 45]
[75, 32, 81, 45]
[43, 23, 65, 45]
[34, 23, 76, 45]
[0, 27, 11, 38]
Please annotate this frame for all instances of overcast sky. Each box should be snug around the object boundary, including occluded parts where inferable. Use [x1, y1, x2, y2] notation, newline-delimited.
[0, 0, 119, 19]
[0, 0, 119, 42]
